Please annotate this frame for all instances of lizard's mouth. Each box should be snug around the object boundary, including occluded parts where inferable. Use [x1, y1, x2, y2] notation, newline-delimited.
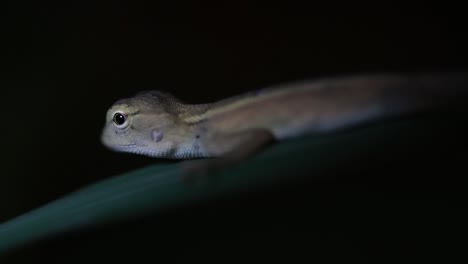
[114, 143, 148, 148]
[100, 131, 147, 150]
[102, 141, 148, 153]
[117, 143, 147, 147]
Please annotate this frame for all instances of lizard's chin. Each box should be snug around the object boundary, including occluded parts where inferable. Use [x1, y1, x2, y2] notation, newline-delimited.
[107, 144, 152, 156]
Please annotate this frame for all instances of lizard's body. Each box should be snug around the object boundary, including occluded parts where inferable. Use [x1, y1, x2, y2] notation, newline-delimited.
[101, 72, 467, 169]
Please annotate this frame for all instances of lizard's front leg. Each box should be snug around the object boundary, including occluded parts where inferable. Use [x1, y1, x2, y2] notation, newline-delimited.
[180, 129, 275, 181]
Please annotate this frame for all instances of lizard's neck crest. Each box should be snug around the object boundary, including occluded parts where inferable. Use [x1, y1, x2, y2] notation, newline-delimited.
[177, 88, 293, 124]
[176, 104, 212, 125]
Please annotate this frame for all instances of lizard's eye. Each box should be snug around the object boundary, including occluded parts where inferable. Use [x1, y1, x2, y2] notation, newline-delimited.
[113, 112, 128, 128]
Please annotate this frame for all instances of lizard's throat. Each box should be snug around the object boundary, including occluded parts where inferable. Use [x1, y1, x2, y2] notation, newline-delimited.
[109, 141, 176, 158]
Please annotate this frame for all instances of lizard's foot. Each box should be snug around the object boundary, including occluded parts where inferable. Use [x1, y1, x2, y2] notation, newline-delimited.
[178, 158, 227, 184]
[179, 129, 275, 184]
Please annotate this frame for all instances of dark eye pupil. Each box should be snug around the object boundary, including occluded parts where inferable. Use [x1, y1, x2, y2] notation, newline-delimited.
[113, 113, 126, 125]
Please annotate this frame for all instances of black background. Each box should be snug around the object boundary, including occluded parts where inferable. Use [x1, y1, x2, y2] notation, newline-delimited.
[1, 1, 467, 261]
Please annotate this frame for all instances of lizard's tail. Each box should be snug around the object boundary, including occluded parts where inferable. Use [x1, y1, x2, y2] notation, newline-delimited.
[312, 71, 468, 133]
[377, 71, 468, 116]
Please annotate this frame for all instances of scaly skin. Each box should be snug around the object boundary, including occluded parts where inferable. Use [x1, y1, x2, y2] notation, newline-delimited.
[101, 72, 467, 166]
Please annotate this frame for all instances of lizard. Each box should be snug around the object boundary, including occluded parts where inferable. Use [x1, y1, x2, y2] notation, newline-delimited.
[100, 72, 467, 175]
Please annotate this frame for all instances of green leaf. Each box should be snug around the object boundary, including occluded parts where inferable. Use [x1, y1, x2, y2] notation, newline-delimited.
[0, 110, 466, 256]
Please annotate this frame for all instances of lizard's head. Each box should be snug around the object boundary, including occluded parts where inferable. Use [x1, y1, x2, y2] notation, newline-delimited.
[100, 91, 182, 157]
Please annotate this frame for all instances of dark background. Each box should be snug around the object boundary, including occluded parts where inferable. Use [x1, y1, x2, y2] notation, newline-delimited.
[1, 1, 467, 260]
